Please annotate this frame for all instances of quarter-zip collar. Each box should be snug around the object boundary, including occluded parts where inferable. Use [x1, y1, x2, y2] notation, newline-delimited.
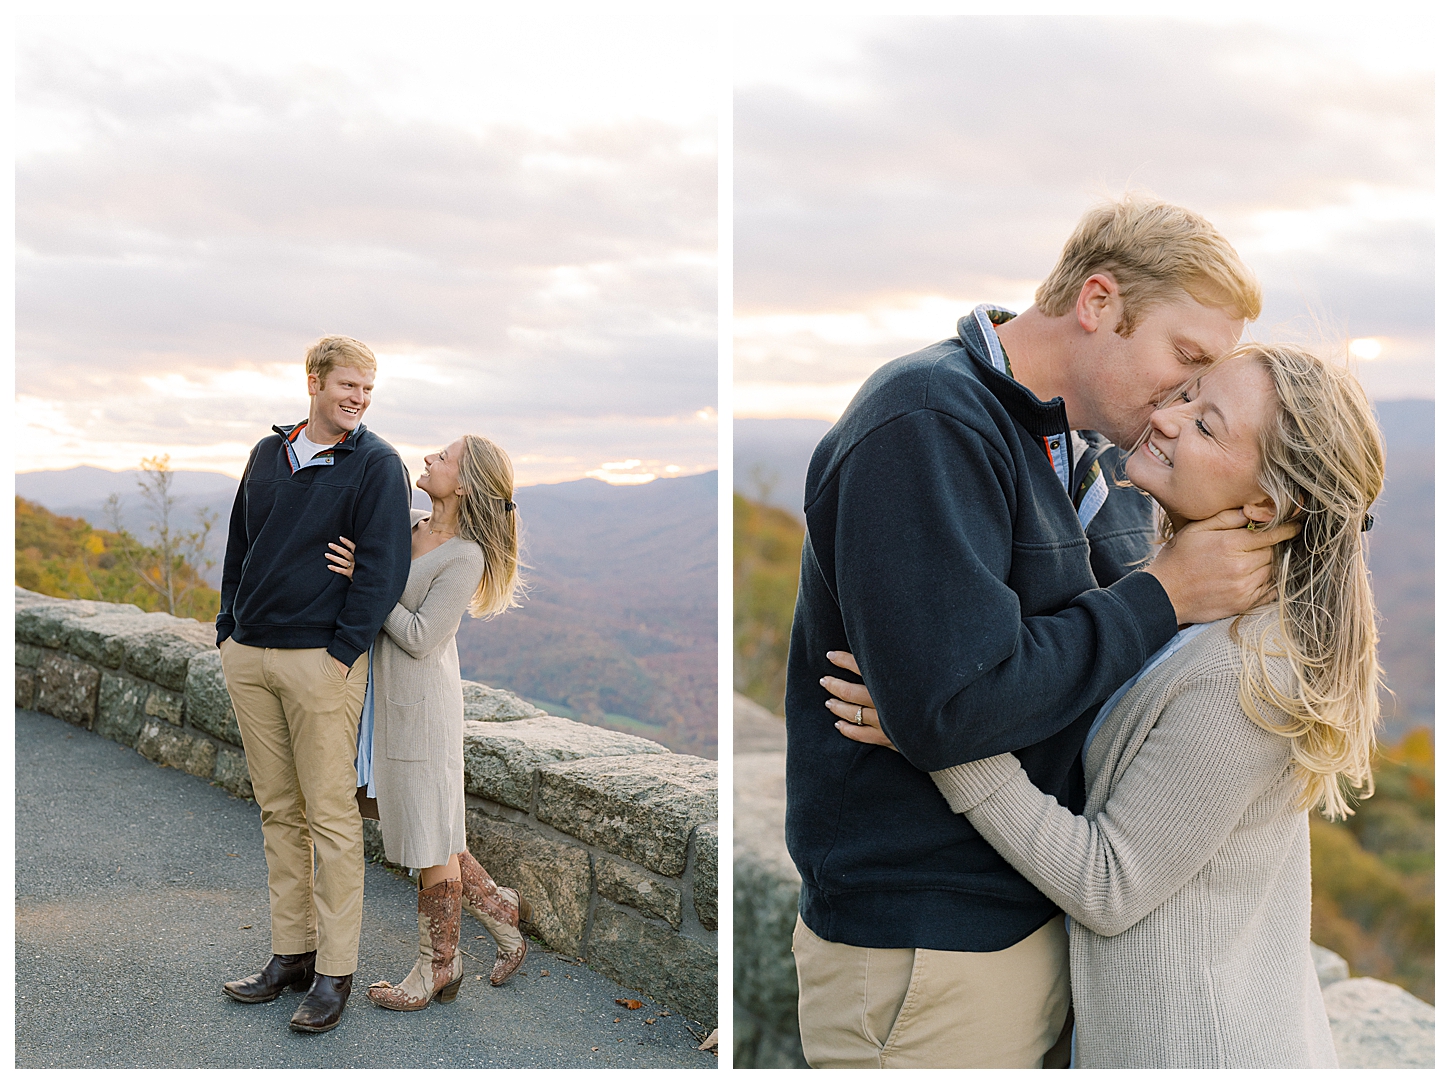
[272, 420, 367, 474]
[958, 306, 1108, 529]
[957, 306, 1070, 439]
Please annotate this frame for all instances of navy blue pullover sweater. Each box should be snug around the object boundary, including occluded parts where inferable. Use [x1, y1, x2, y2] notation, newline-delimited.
[216, 422, 414, 667]
[785, 315, 1180, 952]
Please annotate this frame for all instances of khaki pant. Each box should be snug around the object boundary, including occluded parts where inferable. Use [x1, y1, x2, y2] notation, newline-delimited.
[793, 914, 1072, 1068]
[220, 639, 368, 976]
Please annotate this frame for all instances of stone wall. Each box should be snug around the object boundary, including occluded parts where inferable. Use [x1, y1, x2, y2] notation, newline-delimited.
[733, 694, 1433, 1069]
[14, 588, 717, 1027]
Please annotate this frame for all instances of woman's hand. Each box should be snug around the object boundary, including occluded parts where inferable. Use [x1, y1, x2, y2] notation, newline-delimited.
[821, 650, 898, 751]
[326, 536, 357, 581]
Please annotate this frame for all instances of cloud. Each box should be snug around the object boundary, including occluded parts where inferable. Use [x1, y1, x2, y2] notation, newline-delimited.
[17, 44, 717, 476]
[734, 15, 1432, 402]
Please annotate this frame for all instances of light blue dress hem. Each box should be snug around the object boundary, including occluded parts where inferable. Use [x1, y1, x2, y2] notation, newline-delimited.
[354, 651, 376, 798]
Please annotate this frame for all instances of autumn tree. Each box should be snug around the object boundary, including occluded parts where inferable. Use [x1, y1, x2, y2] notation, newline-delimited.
[106, 454, 219, 617]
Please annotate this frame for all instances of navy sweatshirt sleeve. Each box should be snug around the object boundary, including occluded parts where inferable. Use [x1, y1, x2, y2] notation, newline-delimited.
[821, 408, 1178, 772]
[215, 444, 259, 646]
[327, 453, 413, 666]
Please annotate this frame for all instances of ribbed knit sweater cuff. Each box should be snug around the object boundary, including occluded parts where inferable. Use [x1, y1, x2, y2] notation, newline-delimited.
[930, 754, 1020, 814]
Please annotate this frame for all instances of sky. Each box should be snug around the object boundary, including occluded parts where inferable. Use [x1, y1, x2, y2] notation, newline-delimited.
[733, 1, 1436, 419]
[16, 2, 719, 484]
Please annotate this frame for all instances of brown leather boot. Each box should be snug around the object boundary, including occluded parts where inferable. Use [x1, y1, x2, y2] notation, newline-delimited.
[458, 850, 532, 985]
[289, 973, 352, 1033]
[223, 951, 316, 1003]
[366, 879, 464, 1011]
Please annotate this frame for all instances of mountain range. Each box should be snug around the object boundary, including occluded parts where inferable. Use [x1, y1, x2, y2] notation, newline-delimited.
[15, 465, 718, 758]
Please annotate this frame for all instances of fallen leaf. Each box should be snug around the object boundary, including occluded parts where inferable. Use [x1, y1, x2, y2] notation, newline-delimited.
[239, 924, 252, 930]
[475, 935, 487, 939]
[226, 853, 239, 857]
[698, 1029, 719, 1051]
[614, 1018, 621, 1024]
[476, 975, 484, 981]
[660, 1011, 671, 1017]
[540, 969, 550, 976]
[645, 1018, 656, 1025]
[615, 998, 643, 1010]
[591, 1047, 598, 1052]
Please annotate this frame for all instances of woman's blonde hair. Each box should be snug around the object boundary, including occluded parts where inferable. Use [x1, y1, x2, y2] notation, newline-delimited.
[1154, 344, 1385, 819]
[454, 434, 525, 619]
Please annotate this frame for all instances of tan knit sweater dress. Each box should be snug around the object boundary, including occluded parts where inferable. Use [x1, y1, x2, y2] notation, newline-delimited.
[371, 510, 485, 869]
[930, 616, 1338, 1068]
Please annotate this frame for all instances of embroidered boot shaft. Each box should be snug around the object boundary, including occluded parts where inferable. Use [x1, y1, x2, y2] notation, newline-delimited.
[459, 850, 531, 985]
[367, 878, 464, 1011]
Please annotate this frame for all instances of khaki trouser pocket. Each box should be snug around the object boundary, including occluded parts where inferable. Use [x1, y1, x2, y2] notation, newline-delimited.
[793, 913, 1070, 1069]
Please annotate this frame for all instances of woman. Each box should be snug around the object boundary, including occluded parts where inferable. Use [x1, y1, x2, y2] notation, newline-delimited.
[825, 344, 1383, 1068]
[328, 434, 532, 1012]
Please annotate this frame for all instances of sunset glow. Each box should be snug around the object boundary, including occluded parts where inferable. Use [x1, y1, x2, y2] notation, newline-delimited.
[17, 3, 717, 485]
[734, 7, 1433, 409]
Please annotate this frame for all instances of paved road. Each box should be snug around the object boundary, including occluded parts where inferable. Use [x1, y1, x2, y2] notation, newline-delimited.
[15, 709, 717, 1069]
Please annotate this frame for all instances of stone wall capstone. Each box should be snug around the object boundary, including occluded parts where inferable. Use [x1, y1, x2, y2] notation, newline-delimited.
[732, 693, 1434, 1070]
[14, 588, 716, 1027]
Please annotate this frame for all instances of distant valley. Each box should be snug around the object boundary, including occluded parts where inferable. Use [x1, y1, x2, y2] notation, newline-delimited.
[455, 470, 717, 759]
[16, 465, 719, 758]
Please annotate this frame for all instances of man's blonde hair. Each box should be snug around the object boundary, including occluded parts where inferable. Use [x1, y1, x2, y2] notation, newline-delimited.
[306, 336, 377, 385]
[1035, 194, 1262, 336]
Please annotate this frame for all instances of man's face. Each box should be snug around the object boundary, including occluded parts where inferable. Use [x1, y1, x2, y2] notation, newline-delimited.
[1075, 296, 1245, 449]
[307, 365, 374, 441]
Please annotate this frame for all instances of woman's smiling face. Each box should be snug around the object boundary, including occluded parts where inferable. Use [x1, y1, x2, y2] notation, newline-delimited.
[417, 437, 466, 499]
[1125, 351, 1278, 531]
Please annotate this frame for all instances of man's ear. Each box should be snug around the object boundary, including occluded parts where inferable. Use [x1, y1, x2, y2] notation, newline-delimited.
[306, 372, 321, 397]
[1075, 273, 1121, 334]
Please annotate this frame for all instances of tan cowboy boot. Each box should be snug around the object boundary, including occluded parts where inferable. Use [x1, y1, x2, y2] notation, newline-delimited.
[366, 879, 464, 1011]
[458, 850, 532, 985]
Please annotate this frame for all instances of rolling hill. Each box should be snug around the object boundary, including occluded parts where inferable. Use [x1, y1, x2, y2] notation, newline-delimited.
[15, 465, 719, 758]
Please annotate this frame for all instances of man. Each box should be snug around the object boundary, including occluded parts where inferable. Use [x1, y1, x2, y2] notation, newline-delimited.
[784, 196, 1298, 1068]
[217, 335, 413, 1033]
